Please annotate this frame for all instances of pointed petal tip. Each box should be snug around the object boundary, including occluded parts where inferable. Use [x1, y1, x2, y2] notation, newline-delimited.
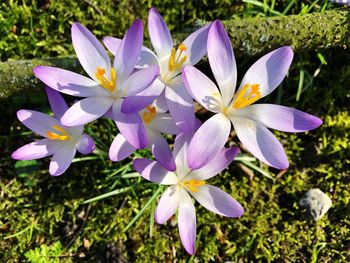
[33, 65, 43, 76]
[313, 116, 323, 129]
[132, 158, 145, 174]
[230, 146, 241, 158]
[76, 134, 95, 154]
[16, 109, 30, 122]
[149, 7, 160, 16]
[131, 18, 143, 31]
[11, 151, 21, 160]
[185, 247, 195, 256]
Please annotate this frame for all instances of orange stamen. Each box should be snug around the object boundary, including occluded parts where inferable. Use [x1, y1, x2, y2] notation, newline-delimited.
[142, 105, 157, 123]
[183, 179, 205, 192]
[232, 84, 261, 109]
[95, 67, 116, 92]
[168, 43, 188, 72]
[47, 125, 70, 141]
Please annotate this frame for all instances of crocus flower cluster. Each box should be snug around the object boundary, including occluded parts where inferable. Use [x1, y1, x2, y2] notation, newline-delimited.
[12, 7, 322, 255]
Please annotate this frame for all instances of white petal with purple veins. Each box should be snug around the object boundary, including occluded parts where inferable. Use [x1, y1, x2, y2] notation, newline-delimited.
[233, 104, 322, 132]
[188, 113, 231, 170]
[148, 7, 173, 60]
[182, 65, 223, 113]
[11, 139, 56, 160]
[189, 184, 244, 218]
[237, 46, 293, 99]
[133, 158, 178, 185]
[61, 97, 114, 126]
[155, 185, 180, 224]
[34, 66, 108, 97]
[208, 20, 237, 107]
[178, 188, 196, 255]
[71, 22, 111, 82]
[231, 116, 289, 169]
[49, 145, 76, 176]
[109, 133, 137, 161]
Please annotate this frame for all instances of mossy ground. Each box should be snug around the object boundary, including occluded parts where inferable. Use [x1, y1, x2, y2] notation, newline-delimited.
[1, 0, 349, 262]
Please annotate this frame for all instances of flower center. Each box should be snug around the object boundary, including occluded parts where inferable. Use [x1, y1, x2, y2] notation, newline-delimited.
[232, 84, 261, 109]
[168, 43, 188, 73]
[142, 105, 157, 123]
[47, 125, 70, 141]
[183, 179, 205, 192]
[95, 67, 116, 92]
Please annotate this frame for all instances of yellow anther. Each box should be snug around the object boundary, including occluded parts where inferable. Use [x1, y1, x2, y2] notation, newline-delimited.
[95, 67, 116, 92]
[232, 84, 262, 109]
[178, 43, 187, 52]
[47, 125, 70, 141]
[183, 179, 205, 192]
[142, 105, 157, 123]
[168, 43, 188, 72]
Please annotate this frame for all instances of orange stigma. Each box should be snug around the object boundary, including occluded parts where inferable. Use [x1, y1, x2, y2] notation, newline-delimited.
[142, 105, 157, 123]
[232, 84, 261, 109]
[95, 67, 116, 92]
[47, 125, 70, 141]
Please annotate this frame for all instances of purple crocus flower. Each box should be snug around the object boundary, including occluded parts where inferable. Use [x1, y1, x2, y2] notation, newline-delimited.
[34, 20, 159, 149]
[183, 20, 322, 170]
[109, 99, 179, 171]
[103, 8, 210, 133]
[133, 133, 244, 255]
[11, 88, 95, 176]
[330, 0, 350, 4]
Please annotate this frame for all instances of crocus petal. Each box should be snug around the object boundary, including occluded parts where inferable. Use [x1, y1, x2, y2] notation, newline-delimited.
[155, 185, 180, 224]
[149, 113, 179, 134]
[114, 19, 143, 83]
[103, 36, 122, 55]
[182, 24, 210, 65]
[234, 104, 322, 132]
[208, 20, 237, 107]
[148, 130, 176, 171]
[109, 133, 136, 161]
[71, 22, 111, 81]
[49, 145, 76, 176]
[34, 66, 108, 97]
[178, 188, 196, 255]
[61, 97, 114, 126]
[113, 101, 148, 149]
[153, 90, 168, 112]
[231, 117, 289, 169]
[17, 109, 61, 138]
[103, 36, 159, 69]
[76, 134, 95, 154]
[238, 46, 293, 99]
[120, 65, 159, 97]
[189, 184, 244, 218]
[187, 146, 240, 181]
[182, 65, 223, 113]
[11, 139, 56, 160]
[148, 7, 173, 60]
[188, 113, 231, 170]
[133, 158, 178, 184]
[45, 87, 68, 119]
[165, 79, 195, 133]
[137, 46, 160, 69]
[173, 133, 192, 180]
[121, 78, 165, 114]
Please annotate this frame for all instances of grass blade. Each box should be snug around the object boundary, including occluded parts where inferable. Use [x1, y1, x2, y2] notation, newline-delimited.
[123, 186, 162, 232]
